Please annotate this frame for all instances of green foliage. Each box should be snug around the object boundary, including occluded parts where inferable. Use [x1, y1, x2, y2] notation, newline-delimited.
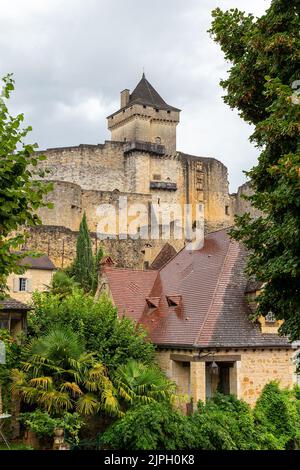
[113, 360, 176, 406]
[191, 394, 259, 450]
[28, 289, 155, 370]
[100, 402, 195, 450]
[209, 1, 300, 339]
[61, 412, 85, 446]
[70, 213, 102, 293]
[20, 410, 84, 444]
[254, 381, 300, 449]
[0, 443, 33, 450]
[0, 330, 22, 413]
[14, 327, 119, 417]
[48, 270, 78, 298]
[21, 409, 60, 438]
[101, 385, 300, 450]
[0, 74, 52, 295]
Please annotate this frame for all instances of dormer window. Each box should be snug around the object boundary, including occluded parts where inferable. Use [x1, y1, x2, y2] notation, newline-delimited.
[146, 297, 160, 309]
[265, 311, 276, 323]
[166, 295, 182, 307]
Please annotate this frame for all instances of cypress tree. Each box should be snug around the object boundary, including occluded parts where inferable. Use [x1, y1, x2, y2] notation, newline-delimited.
[72, 213, 95, 292]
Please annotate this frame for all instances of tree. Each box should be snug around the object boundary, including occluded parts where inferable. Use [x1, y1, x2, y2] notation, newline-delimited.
[0, 74, 52, 295]
[209, 1, 300, 339]
[113, 360, 176, 407]
[13, 328, 120, 417]
[48, 270, 78, 299]
[70, 213, 102, 293]
[28, 289, 155, 370]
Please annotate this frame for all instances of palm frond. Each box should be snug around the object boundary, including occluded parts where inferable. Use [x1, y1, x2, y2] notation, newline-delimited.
[60, 382, 83, 397]
[76, 393, 100, 415]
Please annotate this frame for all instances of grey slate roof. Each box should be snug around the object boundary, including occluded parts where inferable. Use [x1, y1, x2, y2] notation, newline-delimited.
[128, 74, 180, 112]
[0, 297, 31, 311]
[18, 254, 56, 271]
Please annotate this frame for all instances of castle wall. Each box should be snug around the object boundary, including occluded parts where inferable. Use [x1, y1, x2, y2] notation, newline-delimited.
[33, 144, 235, 268]
[25, 225, 183, 270]
[35, 142, 126, 191]
[232, 181, 261, 219]
[180, 155, 234, 232]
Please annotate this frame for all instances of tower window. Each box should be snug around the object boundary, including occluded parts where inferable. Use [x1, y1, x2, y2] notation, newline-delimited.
[225, 205, 229, 215]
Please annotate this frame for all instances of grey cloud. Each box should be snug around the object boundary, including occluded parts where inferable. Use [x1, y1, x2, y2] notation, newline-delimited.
[0, 0, 271, 190]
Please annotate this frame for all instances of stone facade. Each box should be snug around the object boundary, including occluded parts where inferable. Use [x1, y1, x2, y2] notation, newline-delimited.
[7, 268, 55, 303]
[27, 76, 246, 268]
[156, 348, 297, 408]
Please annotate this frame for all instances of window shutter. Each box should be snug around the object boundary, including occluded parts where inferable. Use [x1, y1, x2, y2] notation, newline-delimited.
[27, 279, 33, 293]
[13, 278, 19, 292]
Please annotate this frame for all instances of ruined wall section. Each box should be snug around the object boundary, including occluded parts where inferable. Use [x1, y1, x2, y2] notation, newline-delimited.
[232, 181, 261, 219]
[35, 142, 126, 191]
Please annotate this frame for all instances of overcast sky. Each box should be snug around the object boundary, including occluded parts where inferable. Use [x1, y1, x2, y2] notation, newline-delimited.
[0, 0, 271, 191]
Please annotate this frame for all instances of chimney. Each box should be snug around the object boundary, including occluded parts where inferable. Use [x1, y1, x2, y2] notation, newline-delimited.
[121, 89, 130, 108]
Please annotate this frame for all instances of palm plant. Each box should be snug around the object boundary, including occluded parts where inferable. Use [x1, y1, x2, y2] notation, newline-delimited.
[12, 328, 120, 417]
[113, 360, 177, 407]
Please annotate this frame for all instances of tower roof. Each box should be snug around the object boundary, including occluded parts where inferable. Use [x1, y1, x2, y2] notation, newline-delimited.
[127, 74, 180, 112]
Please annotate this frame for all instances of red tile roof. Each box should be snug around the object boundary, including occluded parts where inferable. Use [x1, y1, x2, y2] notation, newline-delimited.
[105, 229, 291, 349]
[104, 268, 157, 323]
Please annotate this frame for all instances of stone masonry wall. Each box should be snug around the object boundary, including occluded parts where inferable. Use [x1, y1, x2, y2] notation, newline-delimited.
[156, 348, 296, 407]
[31, 141, 239, 269]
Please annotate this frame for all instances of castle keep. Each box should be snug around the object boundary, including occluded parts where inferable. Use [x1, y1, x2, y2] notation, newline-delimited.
[28, 75, 238, 269]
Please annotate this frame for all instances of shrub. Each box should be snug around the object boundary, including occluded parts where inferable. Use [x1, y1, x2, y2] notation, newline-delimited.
[21, 410, 84, 445]
[254, 381, 300, 449]
[100, 402, 196, 450]
[191, 394, 258, 450]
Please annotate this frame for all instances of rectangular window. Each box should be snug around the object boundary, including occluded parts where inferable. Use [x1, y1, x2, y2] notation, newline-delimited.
[225, 205, 230, 215]
[19, 278, 27, 292]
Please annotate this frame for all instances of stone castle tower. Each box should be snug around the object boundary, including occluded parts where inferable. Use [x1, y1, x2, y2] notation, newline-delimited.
[108, 73, 180, 155]
[28, 74, 237, 269]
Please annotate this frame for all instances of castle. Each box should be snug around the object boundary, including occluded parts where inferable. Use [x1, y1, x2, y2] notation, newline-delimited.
[27, 74, 249, 269]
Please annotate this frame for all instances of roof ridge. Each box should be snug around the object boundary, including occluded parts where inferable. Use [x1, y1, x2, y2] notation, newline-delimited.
[193, 238, 237, 347]
[104, 266, 157, 273]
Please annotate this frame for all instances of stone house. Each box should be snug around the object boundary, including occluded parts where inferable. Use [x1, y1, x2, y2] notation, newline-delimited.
[0, 298, 30, 339]
[6, 254, 56, 304]
[98, 228, 298, 407]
